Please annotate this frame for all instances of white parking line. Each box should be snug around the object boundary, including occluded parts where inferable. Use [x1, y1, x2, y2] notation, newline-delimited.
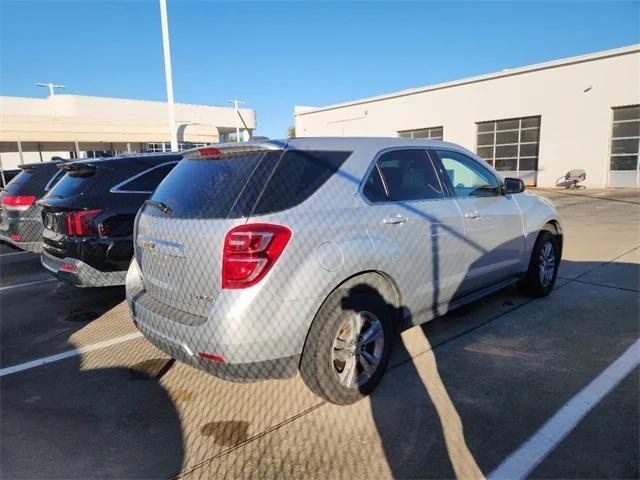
[488, 338, 640, 480]
[0, 278, 57, 292]
[0, 332, 143, 377]
[0, 251, 31, 257]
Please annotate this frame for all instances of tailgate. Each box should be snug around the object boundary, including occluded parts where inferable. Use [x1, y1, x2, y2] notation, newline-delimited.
[136, 206, 244, 318]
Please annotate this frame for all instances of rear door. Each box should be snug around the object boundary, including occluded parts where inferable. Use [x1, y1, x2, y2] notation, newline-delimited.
[431, 149, 524, 296]
[136, 149, 283, 317]
[357, 148, 467, 321]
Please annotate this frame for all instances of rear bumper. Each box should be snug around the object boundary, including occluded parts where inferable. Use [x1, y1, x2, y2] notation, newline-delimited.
[0, 233, 41, 253]
[0, 216, 43, 253]
[126, 258, 310, 382]
[42, 231, 133, 274]
[41, 250, 126, 287]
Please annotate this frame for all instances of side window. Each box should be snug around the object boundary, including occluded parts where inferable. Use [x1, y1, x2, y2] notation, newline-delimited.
[116, 163, 177, 193]
[363, 149, 444, 202]
[252, 150, 351, 215]
[362, 166, 387, 202]
[435, 150, 500, 197]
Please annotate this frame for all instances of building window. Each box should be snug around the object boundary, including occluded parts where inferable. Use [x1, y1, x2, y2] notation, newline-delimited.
[476, 116, 541, 174]
[85, 151, 115, 158]
[398, 126, 443, 140]
[610, 105, 640, 171]
[145, 142, 207, 153]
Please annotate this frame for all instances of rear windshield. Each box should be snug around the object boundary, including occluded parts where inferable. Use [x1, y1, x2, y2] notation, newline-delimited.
[3, 164, 60, 196]
[48, 168, 101, 197]
[150, 151, 273, 218]
[148, 149, 352, 219]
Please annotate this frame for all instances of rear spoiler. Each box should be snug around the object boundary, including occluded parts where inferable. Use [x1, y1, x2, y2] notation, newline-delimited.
[18, 159, 69, 172]
[57, 162, 99, 176]
[183, 140, 287, 159]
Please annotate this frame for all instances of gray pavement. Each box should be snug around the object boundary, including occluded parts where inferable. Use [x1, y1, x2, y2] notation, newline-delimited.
[0, 188, 638, 479]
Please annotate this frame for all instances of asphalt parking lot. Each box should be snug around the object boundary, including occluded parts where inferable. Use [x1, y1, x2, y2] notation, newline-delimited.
[1, 188, 638, 479]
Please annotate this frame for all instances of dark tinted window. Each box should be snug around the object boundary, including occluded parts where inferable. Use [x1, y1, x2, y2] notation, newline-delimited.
[362, 167, 387, 202]
[116, 163, 177, 192]
[4, 164, 60, 196]
[4, 170, 32, 192]
[150, 151, 277, 219]
[48, 168, 100, 197]
[435, 150, 500, 197]
[252, 150, 352, 215]
[366, 149, 444, 202]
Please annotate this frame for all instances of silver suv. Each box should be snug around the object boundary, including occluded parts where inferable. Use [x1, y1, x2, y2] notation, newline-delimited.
[126, 138, 562, 405]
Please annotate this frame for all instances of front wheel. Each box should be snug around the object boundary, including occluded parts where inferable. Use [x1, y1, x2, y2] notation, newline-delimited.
[300, 283, 394, 405]
[519, 228, 560, 297]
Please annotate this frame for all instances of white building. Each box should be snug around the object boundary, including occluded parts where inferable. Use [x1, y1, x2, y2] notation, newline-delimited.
[0, 94, 256, 170]
[295, 45, 640, 188]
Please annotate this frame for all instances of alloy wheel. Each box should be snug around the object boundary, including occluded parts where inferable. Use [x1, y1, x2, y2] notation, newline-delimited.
[331, 311, 385, 389]
[539, 240, 556, 287]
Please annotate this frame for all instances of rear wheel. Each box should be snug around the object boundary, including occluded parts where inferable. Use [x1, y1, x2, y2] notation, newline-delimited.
[519, 228, 560, 297]
[300, 281, 394, 405]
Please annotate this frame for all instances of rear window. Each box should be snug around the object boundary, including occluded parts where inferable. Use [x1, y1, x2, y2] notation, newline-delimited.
[148, 149, 352, 219]
[48, 168, 101, 197]
[4, 171, 32, 192]
[149, 151, 274, 219]
[4, 164, 60, 196]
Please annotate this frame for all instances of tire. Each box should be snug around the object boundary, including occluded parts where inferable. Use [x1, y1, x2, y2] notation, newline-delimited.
[300, 279, 395, 405]
[519, 227, 560, 297]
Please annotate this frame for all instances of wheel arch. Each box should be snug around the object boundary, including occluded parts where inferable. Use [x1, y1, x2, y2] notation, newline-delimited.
[298, 269, 404, 369]
[545, 219, 563, 258]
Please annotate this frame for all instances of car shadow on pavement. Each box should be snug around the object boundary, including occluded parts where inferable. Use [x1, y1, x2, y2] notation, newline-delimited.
[361, 257, 639, 479]
[0, 293, 185, 479]
[339, 283, 482, 478]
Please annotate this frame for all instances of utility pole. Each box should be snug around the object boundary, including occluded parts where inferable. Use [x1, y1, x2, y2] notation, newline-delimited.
[159, 0, 178, 151]
[228, 99, 245, 142]
[35, 82, 66, 96]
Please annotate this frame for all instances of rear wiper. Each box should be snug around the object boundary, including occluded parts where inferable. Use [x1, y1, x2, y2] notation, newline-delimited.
[146, 200, 173, 215]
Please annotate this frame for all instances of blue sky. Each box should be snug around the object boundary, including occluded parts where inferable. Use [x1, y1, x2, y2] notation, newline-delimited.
[1, 1, 638, 138]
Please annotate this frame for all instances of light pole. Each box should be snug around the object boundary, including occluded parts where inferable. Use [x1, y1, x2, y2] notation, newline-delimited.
[35, 82, 66, 96]
[228, 99, 245, 142]
[159, 0, 178, 152]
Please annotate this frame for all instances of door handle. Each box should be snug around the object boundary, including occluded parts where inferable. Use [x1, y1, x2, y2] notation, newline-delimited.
[464, 211, 480, 219]
[382, 215, 408, 225]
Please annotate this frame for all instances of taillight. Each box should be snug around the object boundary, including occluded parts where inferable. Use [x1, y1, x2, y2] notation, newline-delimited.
[222, 223, 291, 289]
[65, 209, 103, 237]
[2, 195, 36, 211]
[184, 147, 221, 159]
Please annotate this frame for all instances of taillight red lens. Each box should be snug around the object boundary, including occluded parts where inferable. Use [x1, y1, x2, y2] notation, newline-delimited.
[2, 195, 36, 211]
[65, 209, 103, 237]
[184, 147, 222, 159]
[222, 223, 291, 289]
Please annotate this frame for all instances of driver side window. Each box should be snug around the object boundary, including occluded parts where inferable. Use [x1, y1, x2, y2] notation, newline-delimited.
[435, 150, 500, 197]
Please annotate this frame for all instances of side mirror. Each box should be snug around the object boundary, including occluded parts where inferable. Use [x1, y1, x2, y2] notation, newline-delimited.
[503, 177, 525, 194]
